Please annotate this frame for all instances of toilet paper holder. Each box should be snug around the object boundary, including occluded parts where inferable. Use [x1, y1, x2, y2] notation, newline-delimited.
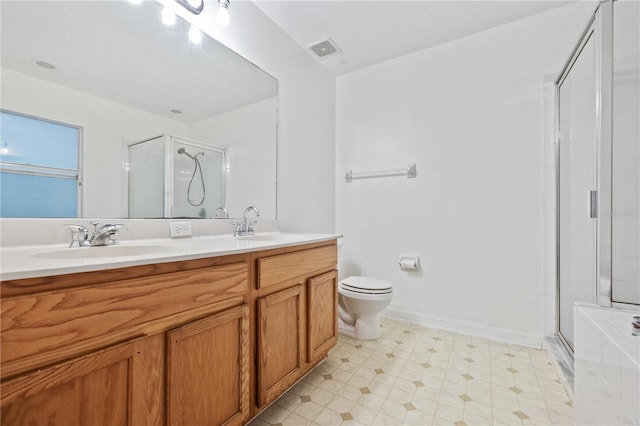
[398, 256, 419, 271]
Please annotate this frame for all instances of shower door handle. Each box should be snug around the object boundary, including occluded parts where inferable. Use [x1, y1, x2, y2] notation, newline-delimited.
[589, 190, 598, 218]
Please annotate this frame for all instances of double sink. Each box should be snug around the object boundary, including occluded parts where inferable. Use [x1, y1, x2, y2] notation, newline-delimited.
[32, 234, 298, 260]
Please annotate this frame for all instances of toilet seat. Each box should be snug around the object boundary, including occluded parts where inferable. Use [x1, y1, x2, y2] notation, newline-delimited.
[340, 276, 392, 295]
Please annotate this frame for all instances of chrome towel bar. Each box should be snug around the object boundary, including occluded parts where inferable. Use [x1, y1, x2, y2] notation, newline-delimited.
[345, 163, 416, 183]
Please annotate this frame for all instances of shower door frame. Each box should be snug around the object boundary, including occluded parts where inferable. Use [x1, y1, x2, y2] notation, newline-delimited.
[554, 0, 614, 353]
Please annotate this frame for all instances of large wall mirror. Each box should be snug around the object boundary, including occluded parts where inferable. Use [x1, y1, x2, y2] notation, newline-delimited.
[0, 0, 277, 219]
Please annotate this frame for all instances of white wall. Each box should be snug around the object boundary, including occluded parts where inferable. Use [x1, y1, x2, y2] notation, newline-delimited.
[336, 2, 598, 346]
[189, 97, 277, 218]
[162, 0, 336, 233]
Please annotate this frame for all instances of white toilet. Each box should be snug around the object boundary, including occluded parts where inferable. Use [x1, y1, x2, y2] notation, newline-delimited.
[337, 276, 393, 340]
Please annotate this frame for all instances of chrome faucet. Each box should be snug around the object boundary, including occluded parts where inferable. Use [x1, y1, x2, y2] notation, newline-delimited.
[64, 222, 123, 247]
[213, 206, 229, 219]
[233, 206, 260, 237]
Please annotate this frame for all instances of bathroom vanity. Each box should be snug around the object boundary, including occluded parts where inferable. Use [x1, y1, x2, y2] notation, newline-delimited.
[0, 234, 338, 425]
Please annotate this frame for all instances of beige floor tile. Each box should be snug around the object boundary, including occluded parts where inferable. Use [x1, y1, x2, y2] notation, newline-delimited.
[336, 384, 364, 402]
[358, 393, 387, 410]
[516, 402, 552, 424]
[462, 388, 492, 407]
[282, 412, 312, 426]
[319, 377, 347, 394]
[411, 394, 439, 415]
[293, 401, 325, 422]
[327, 394, 358, 413]
[491, 407, 524, 426]
[291, 381, 318, 397]
[259, 404, 293, 424]
[373, 412, 405, 425]
[491, 394, 521, 413]
[256, 317, 575, 426]
[404, 409, 435, 425]
[436, 392, 466, 411]
[312, 408, 344, 426]
[368, 381, 393, 399]
[372, 373, 398, 387]
[351, 402, 380, 424]
[463, 411, 492, 426]
[310, 387, 336, 405]
[276, 391, 305, 411]
[248, 417, 271, 426]
[349, 374, 374, 389]
[463, 400, 492, 420]
[434, 402, 466, 424]
[379, 398, 409, 421]
[303, 373, 327, 387]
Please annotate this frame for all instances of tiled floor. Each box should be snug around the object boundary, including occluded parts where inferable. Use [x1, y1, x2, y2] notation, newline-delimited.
[249, 317, 574, 426]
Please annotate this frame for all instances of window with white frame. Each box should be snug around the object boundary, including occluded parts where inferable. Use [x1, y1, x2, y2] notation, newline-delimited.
[0, 110, 81, 217]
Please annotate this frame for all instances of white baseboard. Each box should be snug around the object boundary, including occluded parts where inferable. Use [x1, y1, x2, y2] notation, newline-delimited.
[382, 308, 544, 349]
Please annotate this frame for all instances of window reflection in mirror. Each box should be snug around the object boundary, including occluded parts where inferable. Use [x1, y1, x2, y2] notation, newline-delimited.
[0, 111, 81, 217]
[0, 0, 277, 219]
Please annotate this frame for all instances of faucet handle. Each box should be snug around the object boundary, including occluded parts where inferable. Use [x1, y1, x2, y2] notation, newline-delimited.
[64, 224, 89, 247]
[103, 224, 124, 245]
[247, 221, 258, 233]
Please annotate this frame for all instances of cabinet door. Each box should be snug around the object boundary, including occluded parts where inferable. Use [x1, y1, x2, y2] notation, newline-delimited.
[1, 334, 164, 426]
[308, 270, 338, 363]
[167, 305, 250, 426]
[257, 285, 304, 407]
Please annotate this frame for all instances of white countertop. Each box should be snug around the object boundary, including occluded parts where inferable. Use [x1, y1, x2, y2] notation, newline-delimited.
[0, 232, 341, 281]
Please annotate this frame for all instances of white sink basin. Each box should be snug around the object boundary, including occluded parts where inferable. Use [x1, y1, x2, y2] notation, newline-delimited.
[236, 234, 298, 242]
[34, 245, 182, 259]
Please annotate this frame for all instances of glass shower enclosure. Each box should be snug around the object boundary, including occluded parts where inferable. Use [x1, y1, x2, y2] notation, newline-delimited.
[127, 135, 227, 219]
[556, 0, 639, 351]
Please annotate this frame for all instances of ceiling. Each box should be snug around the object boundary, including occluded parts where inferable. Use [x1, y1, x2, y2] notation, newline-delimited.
[253, 0, 574, 75]
[1, 1, 276, 123]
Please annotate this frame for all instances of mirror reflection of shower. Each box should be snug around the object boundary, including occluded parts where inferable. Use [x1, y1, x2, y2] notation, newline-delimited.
[177, 147, 206, 206]
[128, 135, 227, 219]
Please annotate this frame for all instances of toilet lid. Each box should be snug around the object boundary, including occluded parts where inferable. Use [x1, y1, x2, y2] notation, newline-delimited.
[341, 276, 392, 293]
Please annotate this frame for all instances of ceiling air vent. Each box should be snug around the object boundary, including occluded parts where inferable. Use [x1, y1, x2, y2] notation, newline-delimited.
[308, 38, 340, 59]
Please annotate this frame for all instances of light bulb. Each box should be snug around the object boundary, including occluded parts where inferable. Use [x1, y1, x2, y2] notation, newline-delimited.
[161, 7, 176, 26]
[217, 6, 230, 27]
[188, 24, 202, 44]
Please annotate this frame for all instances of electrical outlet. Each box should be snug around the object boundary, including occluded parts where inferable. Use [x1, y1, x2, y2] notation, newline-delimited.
[169, 221, 192, 238]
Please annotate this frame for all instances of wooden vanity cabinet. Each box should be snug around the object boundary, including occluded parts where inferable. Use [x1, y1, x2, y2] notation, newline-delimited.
[1, 254, 250, 426]
[1, 333, 164, 426]
[256, 284, 305, 407]
[167, 304, 250, 426]
[253, 242, 338, 410]
[0, 239, 339, 425]
[307, 270, 338, 364]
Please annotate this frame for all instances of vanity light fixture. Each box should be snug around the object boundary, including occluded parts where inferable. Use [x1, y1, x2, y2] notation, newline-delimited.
[188, 24, 202, 45]
[217, 0, 230, 27]
[161, 7, 176, 26]
[175, 0, 204, 15]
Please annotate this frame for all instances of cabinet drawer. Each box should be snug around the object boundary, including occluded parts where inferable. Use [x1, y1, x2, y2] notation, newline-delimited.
[257, 245, 337, 289]
[1, 262, 248, 368]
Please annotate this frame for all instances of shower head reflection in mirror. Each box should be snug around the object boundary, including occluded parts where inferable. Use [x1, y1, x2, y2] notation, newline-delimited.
[177, 147, 206, 207]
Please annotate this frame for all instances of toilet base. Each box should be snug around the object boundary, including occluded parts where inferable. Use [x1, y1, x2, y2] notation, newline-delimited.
[338, 314, 381, 340]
